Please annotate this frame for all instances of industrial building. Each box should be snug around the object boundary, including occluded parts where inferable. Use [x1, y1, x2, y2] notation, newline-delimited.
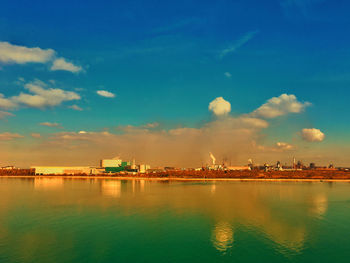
[100, 158, 132, 173]
[31, 156, 150, 175]
[225, 166, 250, 171]
[1, 166, 15, 170]
[100, 158, 150, 174]
[32, 166, 103, 175]
[100, 159, 122, 168]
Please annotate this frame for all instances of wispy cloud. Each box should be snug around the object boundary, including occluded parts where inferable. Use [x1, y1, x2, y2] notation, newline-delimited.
[219, 30, 258, 59]
[0, 132, 23, 141]
[224, 72, 232, 78]
[39, 122, 61, 128]
[31, 133, 41, 138]
[68, 104, 83, 111]
[281, 0, 325, 17]
[151, 17, 202, 35]
[0, 111, 14, 119]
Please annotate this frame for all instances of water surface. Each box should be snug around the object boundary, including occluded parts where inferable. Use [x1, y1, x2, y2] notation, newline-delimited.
[0, 178, 349, 262]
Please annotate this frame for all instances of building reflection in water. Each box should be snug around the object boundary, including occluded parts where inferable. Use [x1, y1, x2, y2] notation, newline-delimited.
[309, 193, 328, 218]
[211, 221, 234, 252]
[210, 183, 216, 194]
[28, 179, 330, 256]
[101, 180, 121, 198]
[140, 180, 145, 192]
[34, 178, 63, 190]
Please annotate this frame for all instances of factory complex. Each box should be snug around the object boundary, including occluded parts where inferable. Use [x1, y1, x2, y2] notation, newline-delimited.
[1, 152, 348, 177]
[31, 158, 151, 175]
[29, 152, 253, 175]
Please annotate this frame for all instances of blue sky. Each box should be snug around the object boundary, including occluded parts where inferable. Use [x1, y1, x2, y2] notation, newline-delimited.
[0, 0, 349, 167]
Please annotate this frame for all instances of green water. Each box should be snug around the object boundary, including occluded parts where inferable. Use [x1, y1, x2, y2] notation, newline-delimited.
[0, 178, 350, 262]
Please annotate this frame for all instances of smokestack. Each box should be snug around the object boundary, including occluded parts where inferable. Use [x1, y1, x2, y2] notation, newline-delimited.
[293, 157, 296, 169]
[209, 152, 216, 165]
[131, 157, 136, 169]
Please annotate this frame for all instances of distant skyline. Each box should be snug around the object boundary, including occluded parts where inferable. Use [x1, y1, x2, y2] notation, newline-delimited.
[0, 0, 349, 167]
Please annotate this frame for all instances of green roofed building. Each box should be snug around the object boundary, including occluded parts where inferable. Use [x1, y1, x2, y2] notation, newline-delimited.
[104, 161, 131, 173]
[105, 166, 125, 173]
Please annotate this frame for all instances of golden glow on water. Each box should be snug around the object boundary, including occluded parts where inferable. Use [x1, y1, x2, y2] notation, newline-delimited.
[101, 180, 121, 198]
[34, 178, 64, 190]
[309, 193, 328, 218]
[211, 222, 234, 252]
[210, 184, 216, 194]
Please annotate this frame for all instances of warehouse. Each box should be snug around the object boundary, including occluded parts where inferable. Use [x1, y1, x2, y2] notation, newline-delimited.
[32, 166, 102, 175]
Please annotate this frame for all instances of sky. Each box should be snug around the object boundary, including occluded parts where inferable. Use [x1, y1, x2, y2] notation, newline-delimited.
[0, 0, 349, 167]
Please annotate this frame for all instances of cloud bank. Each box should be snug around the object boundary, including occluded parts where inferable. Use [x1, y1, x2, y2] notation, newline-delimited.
[1, 93, 329, 167]
[26, 94, 306, 167]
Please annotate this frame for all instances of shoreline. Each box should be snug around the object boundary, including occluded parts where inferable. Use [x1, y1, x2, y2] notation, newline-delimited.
[1, 175, 350, 182]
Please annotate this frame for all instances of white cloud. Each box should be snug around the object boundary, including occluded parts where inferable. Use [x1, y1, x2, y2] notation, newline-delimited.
[0, 94, 18, 109]
[68, 104, 83, 111]
[51, 58, 83, 73]
[0, 41, 83, 73]
[256, 141, 295, 152]
[301, 128, 325, 142]
[219, 31, 258, 59]
[40, 122, 60, 127]
[0, 132, 23, 141]
[224, 72, 232, 78]
[276, 142, 294, 150]
[0, 110, 14, 119]
[251, 94, 310, 118]
[0, 80, 81, 109]
[209, 97, 231, 116]
[0, 41, 54, 64]
[97, 90, 116, 98]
